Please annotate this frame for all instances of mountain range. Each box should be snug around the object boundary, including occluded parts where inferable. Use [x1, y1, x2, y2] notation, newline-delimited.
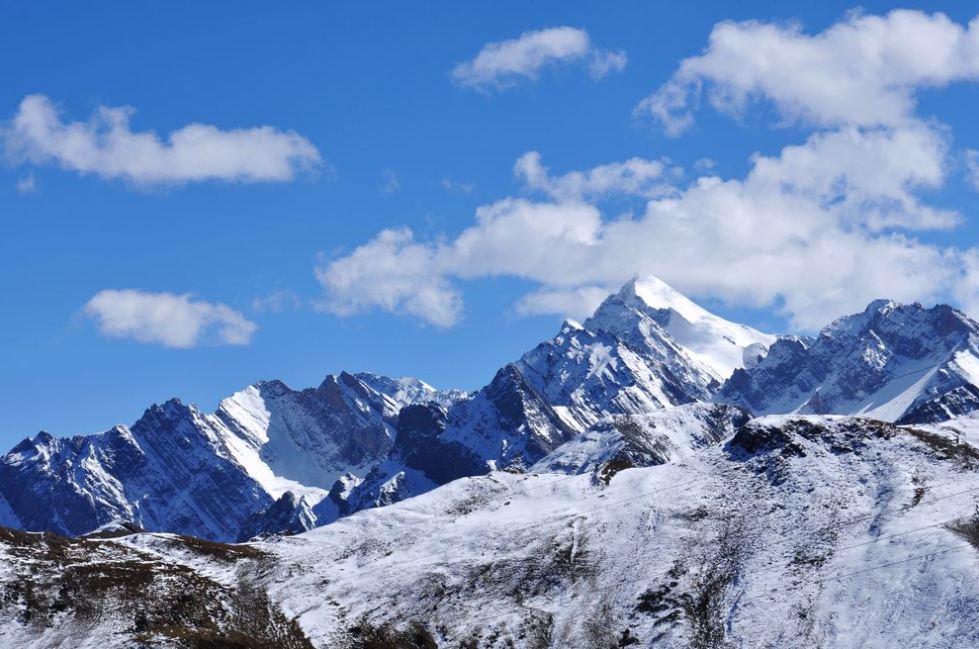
[4, 276, 979, 543]
[5, 276, 979, 647]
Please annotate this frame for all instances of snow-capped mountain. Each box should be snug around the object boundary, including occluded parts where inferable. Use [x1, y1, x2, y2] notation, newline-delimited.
[587, 276, 777, 381]
[330, 285, 748, 517]
[0, 373, 453, 541]
[9, 277, 979, 551]
[716, 300, 979, 423]
[0, 402, 272, 541]
[515, 319, 716, 432]
[330, 363, 581, 517]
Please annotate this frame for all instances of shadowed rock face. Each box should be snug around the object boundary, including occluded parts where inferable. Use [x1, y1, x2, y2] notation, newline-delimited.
[237, 491, 316, 542]
[716, 301, 979, 424]
[0, 400, 273, 541]
[332, 364, 581, 516]
[0, 373, 455, 542]
[897, 384, 979, 426]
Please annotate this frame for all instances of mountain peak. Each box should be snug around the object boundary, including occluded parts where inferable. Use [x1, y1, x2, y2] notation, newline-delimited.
[865, 298, 899, 314]
[589, 276, 778, 380]
[618, 275, 710, 321]
[717, 298, 979, 423]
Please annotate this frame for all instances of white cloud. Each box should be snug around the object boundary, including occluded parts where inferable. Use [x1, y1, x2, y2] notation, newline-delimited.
[693, 158, 716, 172]
[317, 10, 979, 330]
[637, 10, 979, 135]
[954, 248, 979, 317]
[512, 285, 618, 320]
[84, 289, 257, 348]
[3, 94, 321, 185]
[588, 49, 628, 79]
[515, 151, 674, 201]
[315, 229, 462, 328]
[318, 123, 971, 330]
[451, 27, 626, 92]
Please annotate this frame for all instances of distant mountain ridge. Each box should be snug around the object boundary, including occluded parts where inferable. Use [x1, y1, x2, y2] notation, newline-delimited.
[0, 372, 458, 541]
[715, 299, 979, 423]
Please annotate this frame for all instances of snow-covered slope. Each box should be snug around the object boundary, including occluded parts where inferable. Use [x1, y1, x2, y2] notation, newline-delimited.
[531, 403, 750, 475]
[7, 415, 978, 647]
[254, 415, 979, 648]
[587, 276, 777, 380]
[717, 300, 979, 423]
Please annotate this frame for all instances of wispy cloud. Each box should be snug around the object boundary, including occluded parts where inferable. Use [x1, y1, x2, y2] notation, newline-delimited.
[15, 173, 34, 194]
[380, 169, 401, 194]
[966, 149, 979, 192]
[251, 289, 302, 314]
[441, 177, 475, 194]
[3, 94, 321, 186]
[84, 289, 257, 348]
[450, 27, 626, 92]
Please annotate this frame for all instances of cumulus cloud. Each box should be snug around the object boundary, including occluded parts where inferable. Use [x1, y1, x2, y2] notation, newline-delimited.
[3, 94, 321, 185]
[315, 229, 462, 328]
[84, 289, 257, 348]
[514, 151, 675, 201]
[318, 122, 971, 330]
[637, 10, 979, 135]
[317, 10, 979, 330]
[451, 27, 626, 92]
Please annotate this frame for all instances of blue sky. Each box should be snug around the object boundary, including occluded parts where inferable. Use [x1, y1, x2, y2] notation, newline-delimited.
[3, 1, 979, 446]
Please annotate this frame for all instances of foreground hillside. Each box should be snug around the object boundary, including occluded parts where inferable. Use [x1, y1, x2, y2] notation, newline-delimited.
[4, 414, 979, 648]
